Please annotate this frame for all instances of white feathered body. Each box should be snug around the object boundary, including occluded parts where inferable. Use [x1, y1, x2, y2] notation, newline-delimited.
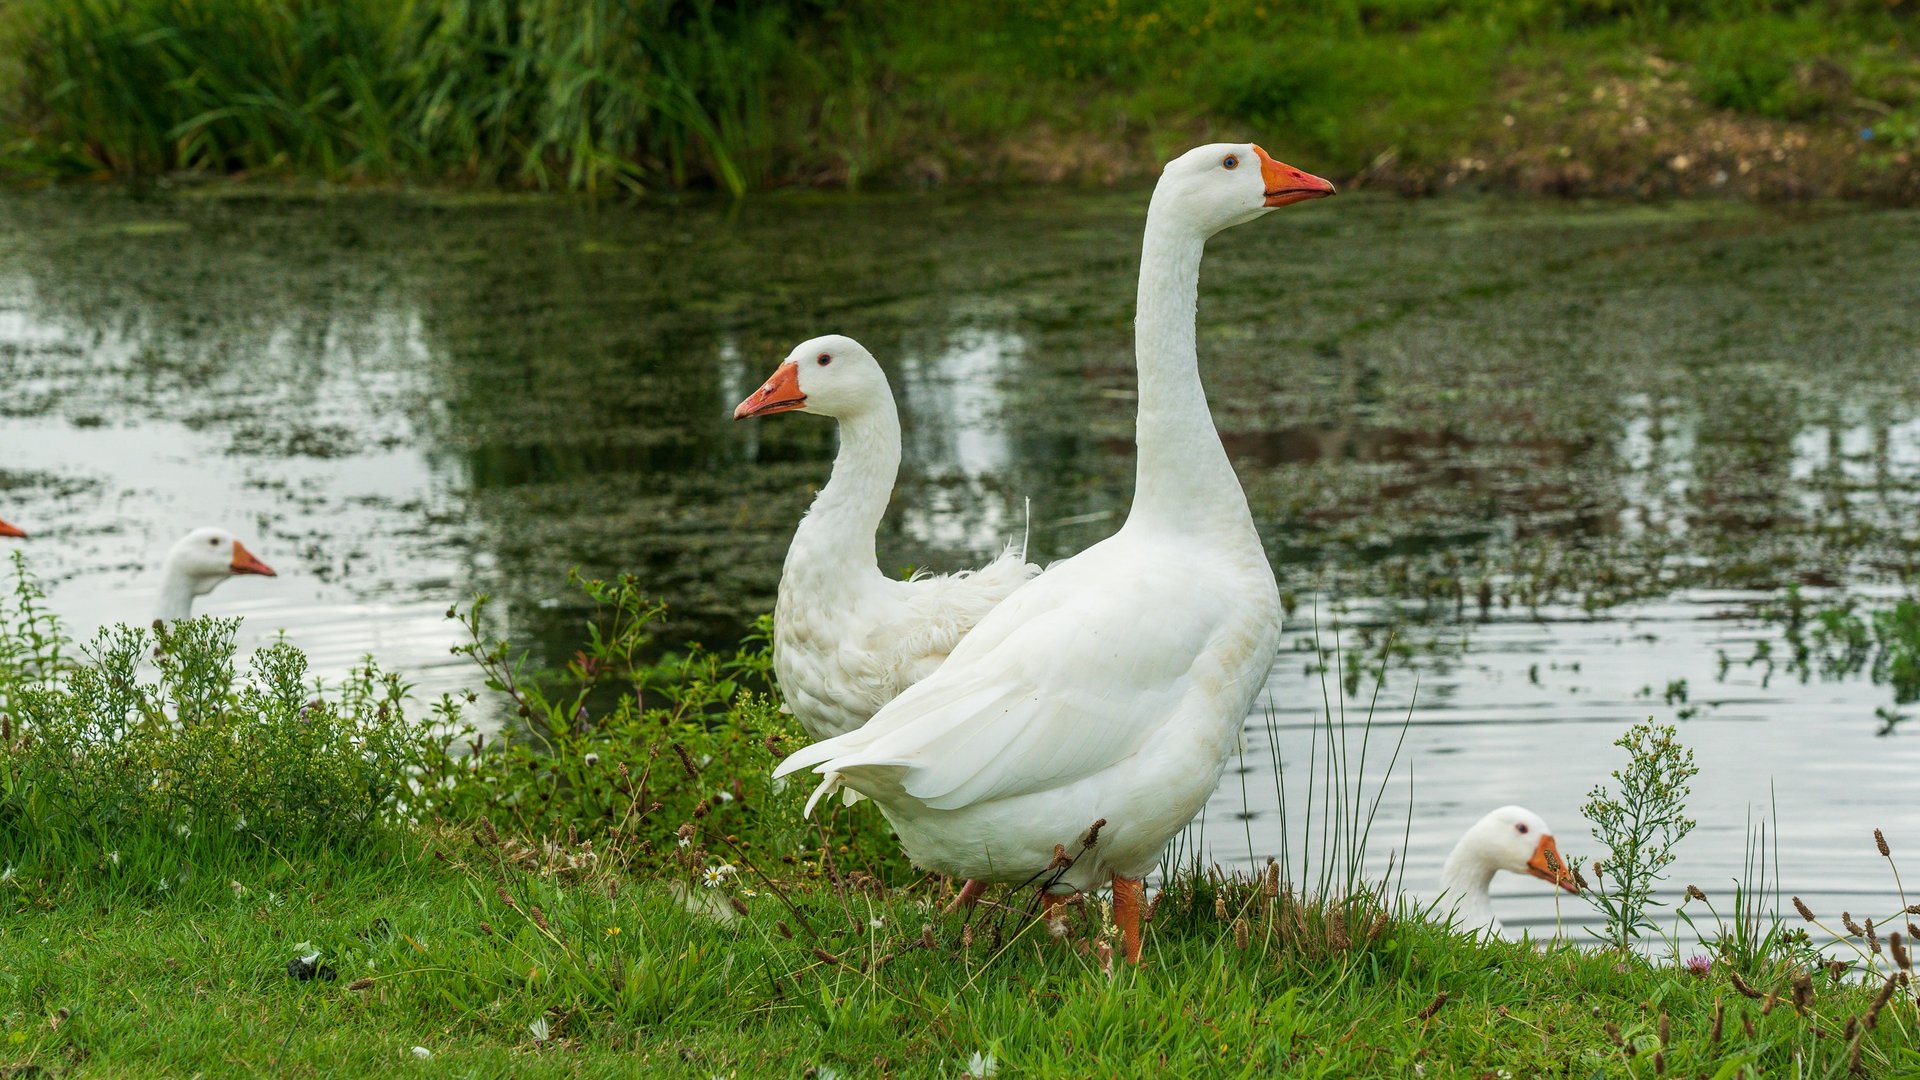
[777, 515, 1279, 892]
[772, 145, 1314, 899]
[775, 539, 1038, 741]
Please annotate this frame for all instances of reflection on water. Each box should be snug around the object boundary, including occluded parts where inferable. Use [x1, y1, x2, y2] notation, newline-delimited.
[0, 190, 1916, 940]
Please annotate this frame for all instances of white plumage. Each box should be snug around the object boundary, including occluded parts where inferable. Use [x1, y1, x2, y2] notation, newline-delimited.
[735, 335, 1039, 742]
[775, 144, 1337, 961]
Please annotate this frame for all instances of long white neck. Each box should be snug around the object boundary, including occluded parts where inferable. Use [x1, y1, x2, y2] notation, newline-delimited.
[785, 399, 903, 585]
[1127, 212, 1257, 532]
[155, 566, 199, 623]
[1439, 841, 1500, 935]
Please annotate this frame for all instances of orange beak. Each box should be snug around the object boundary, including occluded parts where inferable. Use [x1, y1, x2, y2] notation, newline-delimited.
[1254, 145, 1336, 207]
[229, 540, 276, 577]
[733, 362, 806, 420]
[1525, 834, 1580, 894]
[0, 518, 23, 539]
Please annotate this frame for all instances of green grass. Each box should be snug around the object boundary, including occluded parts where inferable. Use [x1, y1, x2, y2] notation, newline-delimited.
[4, 834, 1916, 1077]
[1, 0, 1916, 194]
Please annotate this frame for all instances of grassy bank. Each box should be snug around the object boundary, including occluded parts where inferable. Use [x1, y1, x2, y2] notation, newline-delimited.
[6, 832, 1919, 1077]
[0, 1, 1916, 201]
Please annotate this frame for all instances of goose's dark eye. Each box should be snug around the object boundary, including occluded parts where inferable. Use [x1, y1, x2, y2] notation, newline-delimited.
[208, 537, 219, 546]
[817, 353, 832, 366]
[1222, 154, 1239, 170]
[1516, 823, 1530, 835]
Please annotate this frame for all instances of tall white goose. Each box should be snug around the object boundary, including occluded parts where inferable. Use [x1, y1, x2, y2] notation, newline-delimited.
[1438, 806, 1579, 938]
[0, 517, 23, 539]
[734, 335, 1039, 742]
[775, 143, 1335, 962]
[155, 527, 277, 622]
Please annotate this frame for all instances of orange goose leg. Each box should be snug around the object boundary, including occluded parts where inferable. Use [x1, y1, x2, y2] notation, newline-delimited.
[1112, 875, 1145, 963]
[943, 878, 986, 914]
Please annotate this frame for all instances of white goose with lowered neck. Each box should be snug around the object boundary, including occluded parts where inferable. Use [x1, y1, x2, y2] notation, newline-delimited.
[1439, 805, 1580, 938]
[735, 334, 1038, 741]
[154, 527, 277, 623]
[776, 143, 1336, 963]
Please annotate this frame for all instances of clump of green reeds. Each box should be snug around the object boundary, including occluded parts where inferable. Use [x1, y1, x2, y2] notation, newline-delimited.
[6, 0, 841, 194]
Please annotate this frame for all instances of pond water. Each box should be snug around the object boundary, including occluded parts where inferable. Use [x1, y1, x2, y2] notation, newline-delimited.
[1, 188, 1915, 950]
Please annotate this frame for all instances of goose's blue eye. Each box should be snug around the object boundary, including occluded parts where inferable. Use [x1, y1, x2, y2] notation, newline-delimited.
[1222, 155, 1239, 169]
[817, 354, 832, 366]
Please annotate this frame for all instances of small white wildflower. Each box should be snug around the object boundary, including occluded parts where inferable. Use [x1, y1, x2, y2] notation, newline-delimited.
[410, 1046, 432, 1060]
[108, 850, 120, 865]
[175, 823, 191, 838]
[869, 917, 885, 930]
[677, 837, 691, 849]
[964, 1051, 997, 1079]
[716, 790, 735, 803]
[583, 752, 600, 767]
[739, 888, 758, 899]
[813, 1068, 841, 1080]
[229, 880, 249, 897]
[702, 864, 737, 888]
[233, 815, 247, 832]
[0, 864, 14, 883]
[529, 1017, 551, 1043]
[155, 877, 170, 892]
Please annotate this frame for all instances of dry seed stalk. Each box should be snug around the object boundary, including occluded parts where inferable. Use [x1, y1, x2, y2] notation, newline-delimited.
[1830, 960, 1849, 983]
[1416, 992, 1448, 1022]
[1892, 931, 1911, 971]
[1214, 894, 1228, 921]
[673, 743, 699, 779]
[1741, 1012, 1756, 1039]
[1686, 885, 1708, 902]
[1792, 973, 1814, 1014]
[1233, 917, 1249, 951]
[1877, 829, 1891, 857]
[1709, 997, 1724, 1044]
[1728, 970, 1763, 999]
[1866, 973, 1899, 1030]
[1844, 911, 1865, 936]
[1794, 896, 1816, 922]
[1867, 919, 1881, 955]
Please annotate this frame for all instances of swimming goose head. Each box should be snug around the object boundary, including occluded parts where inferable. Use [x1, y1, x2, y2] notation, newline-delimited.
[0, 517, 23, 539]
[158, 527, 277, 619]
[1446, 805, 1580, 894]
[733, 334, 889, 422]
[1151, 142, 1336, 237]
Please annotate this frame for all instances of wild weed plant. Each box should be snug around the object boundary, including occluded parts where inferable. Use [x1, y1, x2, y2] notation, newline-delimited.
[1578, 718, 1699, 954]
[425, 571, 908, 880]
[1, 577, 441, 891]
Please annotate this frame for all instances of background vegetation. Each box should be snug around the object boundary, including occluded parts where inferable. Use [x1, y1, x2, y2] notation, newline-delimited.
[0, 0, 1916, 198]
